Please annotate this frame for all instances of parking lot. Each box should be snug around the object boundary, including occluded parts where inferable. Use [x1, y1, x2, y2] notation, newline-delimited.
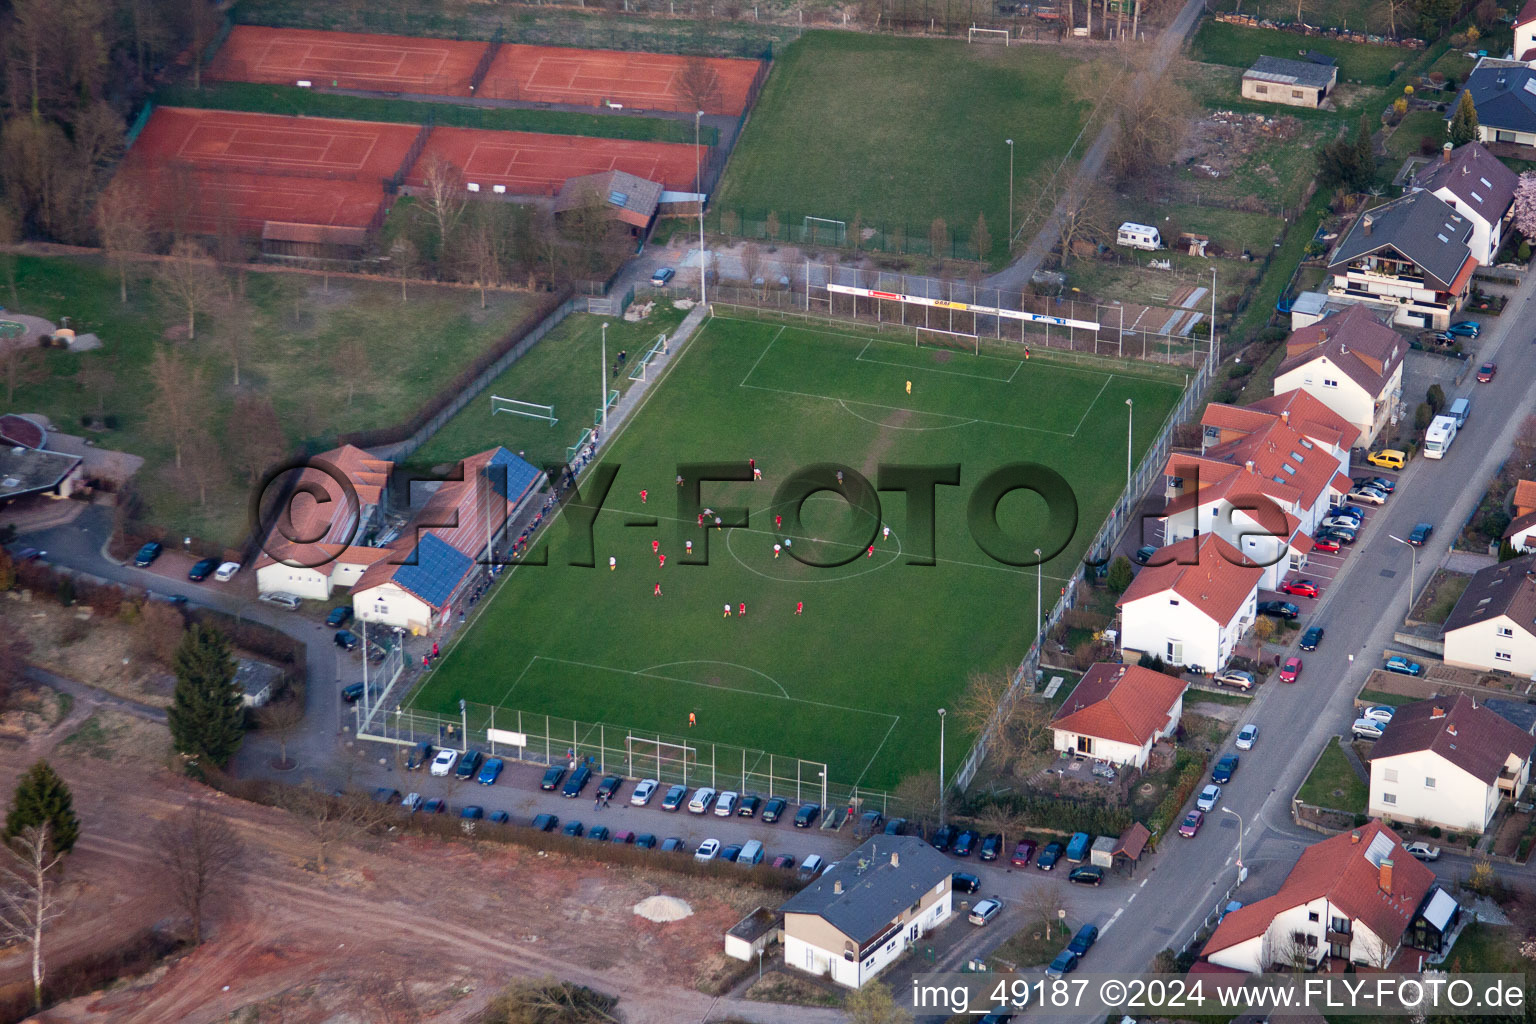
[1254, 472, 1398, 612]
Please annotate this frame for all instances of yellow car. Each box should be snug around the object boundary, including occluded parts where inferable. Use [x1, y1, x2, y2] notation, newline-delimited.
[1366, 449, 1405, 470]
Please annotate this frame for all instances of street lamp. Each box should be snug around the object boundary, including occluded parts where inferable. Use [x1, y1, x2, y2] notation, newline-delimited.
[937, 708, 947, 825]
[1125, 398, 1134, 488]
[695, 110, 707, 307]
[1221, 806, 1245, 876]
[600, 321, 609, 434]
[1006, 138, 1015, 246]
[1388, 534, 1419, 609]
[1034, 547, 1043, 644]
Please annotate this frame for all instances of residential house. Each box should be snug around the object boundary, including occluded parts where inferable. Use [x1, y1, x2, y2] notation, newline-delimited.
[1409, 142, 1518, 266]
[1116, 534, 1262, 671]
[1442, 554, 1536, 677]
[1272, 304, 1406, 448]
[1367, 695, 1535, 833]
[234, 659, 283, 708]
[351, 447, 542, 632]
[1157, 391, 1356, 590]
[1502, 480, 1536, 553]
[255, 444, 395, 601]
[780, 835, 953, 989]
[1050, 663, 1187, 769]
[1326, 191, 1477, 330]
[1241, 55, 1337, 108]
[554, 170, 663, 238]
[1202, 822, 1454, 972]
[1449, 58, 1536, 149]
[1517, 0, 1536, 63]
[0, 413, 84, 503]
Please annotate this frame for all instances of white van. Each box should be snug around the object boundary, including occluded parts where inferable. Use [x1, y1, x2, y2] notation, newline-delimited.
[738, 839, 764, 866]
[1424, 415, 1458, 459]
[1117, 222, 1162, 251]
[1447, 397, 1470, 428]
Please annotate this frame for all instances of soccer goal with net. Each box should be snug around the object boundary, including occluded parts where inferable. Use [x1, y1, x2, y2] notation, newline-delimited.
[491, 395, 557, 425]
[628, 333, 668, 381]
[802, 216, 847, 246]
[968, 25, 1010, 45]
[915, 325, 980, 356]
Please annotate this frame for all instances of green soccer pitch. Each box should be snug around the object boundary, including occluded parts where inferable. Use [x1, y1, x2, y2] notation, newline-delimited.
[409, 314, 1185, 793]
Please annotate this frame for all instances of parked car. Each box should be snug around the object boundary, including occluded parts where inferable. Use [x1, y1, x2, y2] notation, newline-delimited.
[952, 829, 980, 857]
[1065, 832, 1091, 863]
[1447, 320, 1480, 338]
[630, 779, 658, 806]
[968, 898, 1003, 926]
[1477, 361, 1498, 382]
[797, 854, 825, 880]
[596, 776, 623, 801]
[979, 833, 1003, 861]
[460, 805, 484, 820]
[1408, 522, 1434, 546]
[660, 837, 688, 853]
[1045, 951, 1079, 977]
[1280, 579, 1319, 598]
[133, 541, 163, 567]
[1036, 841, 1064, 869]
[421, 798, 447, 814]
[1404, 842, 1441, 861]
[1067, 924, 1099, 955]
[1197, 784, 1221, 811]
[1179, 810, 1205, 837]
[1257, 600, 1300, 619]
[188, 558, 219, 581]
[1328, 503, 1364, 521]
[1352, 718, 1385, 740]
[340, 682, 369, 704]
[1300, 625, 1325, 651]
[952, 871, 981, 894]
[1357, 475, 1395, 494]
[1133, 544, 1158, 565]
[1347, 487, 1387, 505]
[429, 748, 458, 777]
[1010, 839, 1037, 866]
[761, 796, 787, 823]
[1068, 865, 1104, 885]
[882, 817, 908, 835]
[476, 757, 503, 785]
[1214, 669, 1256, 690]
[1212, 754, 1239, 784]
[1384, 656, 1422, 676]
[794, 803, 821, 828]
[214, 561, 241, 582]
[715, 791, 739, 817]
[258, 591, 302, 609]
[1279, 656, 1302, 683]
[930, 825, 958, 852]
[404, 741, 433, 771]
[333, 629, 360, 651]
[1361, 705, 1396, 723]
[772, 854, 796, 870]
[562, 820, 584, 837]
[661, 784, 688, 811]
[1367, 449, 1406, 470]
[719, 844, 742, 863]
[1235, 724, 1258, 750]
[610, 830, 633, 844]
[650, 267, 675, 287]
[1322, 515, 1362, 532]
[634, 834, 657, 849]
[1316, 527, 1356, 545]
[372, 787, 400, 804]
[688, 787, 718, 814]
[489, 810, 510, 824]
[1311, 537, 1342, 553]
[562, 763, 592, 797]
[738, 794, 763, 818]
[540, 765, 566, 791]
[325, 606, 353, 627]
[856, 810, 884, 835]
[454, 749, 484, 780]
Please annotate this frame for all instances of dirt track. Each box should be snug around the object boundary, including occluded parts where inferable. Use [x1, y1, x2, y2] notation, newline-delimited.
[0, 709, 843, 1024]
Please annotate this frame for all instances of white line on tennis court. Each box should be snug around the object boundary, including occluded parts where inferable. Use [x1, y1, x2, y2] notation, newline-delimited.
[737, 324, 785, 387]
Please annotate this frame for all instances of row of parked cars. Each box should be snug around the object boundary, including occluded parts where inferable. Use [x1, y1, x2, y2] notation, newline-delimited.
[934, 826, 1105, 885]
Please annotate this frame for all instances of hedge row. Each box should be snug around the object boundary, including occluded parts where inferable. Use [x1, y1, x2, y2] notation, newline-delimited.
[1148, 749, 1208, 843]
[963, 791, 1134, 839]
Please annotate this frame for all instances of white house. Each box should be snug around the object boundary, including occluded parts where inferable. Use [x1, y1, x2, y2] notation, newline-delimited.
[1050, 662, 1187, 769]
[255, 444, 394, 599]
[1117, 534, 1262, 672]
[1326, 191, 1477, 330]
[1517, 0, 1536, 62]
[1502, 480, 1536, 554]
[1368, 695, 1535, 834]
[1202, 823, 1450, 972]
[1442, 553, 1536, 677]
[1453, 58, 1536, 150]
[780, 836, 953, 989]
[1409, 143, 1518, 267]
[1273, 304, 1406, 449]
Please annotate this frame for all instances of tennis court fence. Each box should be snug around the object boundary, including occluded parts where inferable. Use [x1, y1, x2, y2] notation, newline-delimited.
[356, 702, 899, 814]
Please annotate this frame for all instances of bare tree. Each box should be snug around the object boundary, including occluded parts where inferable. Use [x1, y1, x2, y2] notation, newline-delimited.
[973, 802, 1026, 857]
[846, 980, 913, 1024]
[94, 178, 149, 304]
[155, 800, 243, 945]
[1382, 0, 1408, 36]
[1261, 928, 1313, 972]
[215, 295, 253, 388]
[419, 154, 467, 257]
[388, 237, 419, 301]
[459, 210, 504, 308]
[182, 0, 224, 90]
[0, 204, 19, 307]
[178, 424, 225, 507]
[678, 57, 722, 114]
[154, 238, 224, 340]
[893, 773, 941, 827]
[228, 393, 286, 485]
[0, 824, 65, 1010]
[740, 242, 764, 293]
[1054, 178, 1110, 266]
[1107, 58, 1195, 183]
[973, 213, 992, 262]
[955, 668, 1016, 768]
[330, 335, 368, 408]
[929, 217, 950, 259]
[255, 699, 304, 770]
[147, 346, 209, 469]
[278, 785, 393, 874]
[1022, 882, 1069, 938]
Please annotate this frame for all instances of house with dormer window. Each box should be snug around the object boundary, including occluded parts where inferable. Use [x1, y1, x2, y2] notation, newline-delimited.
[1273, 304, 1406, 448]
[1326, 191, 1477, 330]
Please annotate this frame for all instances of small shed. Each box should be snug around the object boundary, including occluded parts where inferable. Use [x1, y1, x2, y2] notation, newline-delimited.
[725, 906, 781, 962]
[1111, 822, 1151, 874]
[1241, 55, 1338, 108]
[235, 658, 283, 708]
[554, 170, 663, 237]
[1089, 835, 1117, 868]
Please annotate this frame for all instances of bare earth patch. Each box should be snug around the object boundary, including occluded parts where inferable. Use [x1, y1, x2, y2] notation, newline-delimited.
[0, 599, 173, 707]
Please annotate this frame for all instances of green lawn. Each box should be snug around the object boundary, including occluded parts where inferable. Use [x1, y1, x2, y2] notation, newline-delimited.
[1386, 108, 1448, 161]
[412, 314, 1185, 793]
[7, 255, 534, 543]
[409, 305, 690, 473]
[1296, 737, 1368, 813]
[155, 82, 715, 146]
[713, 32, 1089, 264]
[1356, 688, 1418, 708]
[1193, 21, 1409, 87]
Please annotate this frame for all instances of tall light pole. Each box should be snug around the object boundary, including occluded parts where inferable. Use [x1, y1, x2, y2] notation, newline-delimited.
[695, 110, 707, 307]
[1222, 806, 1244, 875]
[1125, 398, 1134, 488]
[1006, 138, 1015, 246]
[600, 321, 609, 434]
[937, 708, 947, 825]
[1034, 547, 1043, 644]
[1388, 534, 1419, 609]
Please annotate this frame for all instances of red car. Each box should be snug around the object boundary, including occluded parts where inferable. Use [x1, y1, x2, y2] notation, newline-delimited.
[1279, 656, 1302, 683]
[1476, 362, 1497, 382]
[1280, 579, 1320, 598]
[1311, 537, 1341, 553]
[1178, 810, 1204, 837]
[1010, 839, 1037, 866]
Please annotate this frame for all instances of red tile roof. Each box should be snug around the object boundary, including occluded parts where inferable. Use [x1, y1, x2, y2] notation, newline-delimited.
[1247, 390, 1360, 450]
[1279, 304, 1406, 398]
[1518, 0, 1536, 29]
[1203, 822, 1436, 958]
[1117, 534, 1262, 624]
[253, 445, 394, 570]
[1369, 694, 1535, 785]
[1513, 479, 1536, 517]
[1051, 663, 1188, 747]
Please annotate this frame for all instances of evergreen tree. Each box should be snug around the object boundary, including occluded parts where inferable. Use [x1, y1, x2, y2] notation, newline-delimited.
[1354, 115, 1375, 181]
[1106, 555, 1135, 594]
[1499, 538, 1518, 562]
[167, 625, 244, 768]
[1449, 91, 1479, 147]
[5, 761, 79, 855]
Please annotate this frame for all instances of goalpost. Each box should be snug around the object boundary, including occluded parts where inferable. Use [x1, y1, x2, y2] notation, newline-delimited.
[967, 25, 1010, 45]
[491, 395, 557, 425]
[628, 333, 668, 381]
[915, 324, 980, 356]
[802, 216, 847, 247]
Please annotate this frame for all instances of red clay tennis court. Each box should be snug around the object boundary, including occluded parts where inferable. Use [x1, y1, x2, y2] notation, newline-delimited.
[124, 165, 388, 237]
[407, 127, 705, 196]
[131, 107, 420, 181]
[209, 26, 486, 95]
[479, 45, 759, 115]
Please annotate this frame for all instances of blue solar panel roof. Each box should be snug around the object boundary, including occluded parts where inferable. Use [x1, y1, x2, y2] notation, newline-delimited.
[484, 447, 542, 502]
[392, 533, 475, 607]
